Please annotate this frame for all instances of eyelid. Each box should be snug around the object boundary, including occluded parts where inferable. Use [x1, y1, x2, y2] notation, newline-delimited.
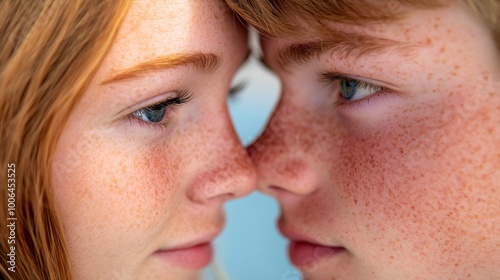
[113, 91, 181, 122]
[320, 71, 398, 90]
[137, 90, 192, 112]
[321, 72, 368, 86]
[125, 90, 192, 115]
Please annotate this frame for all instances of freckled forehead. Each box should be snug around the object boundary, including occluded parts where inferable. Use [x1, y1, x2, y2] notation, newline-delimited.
[117, 1, 192, 42]
[262, 3, 498, 72]
[105, 0, 233, 73]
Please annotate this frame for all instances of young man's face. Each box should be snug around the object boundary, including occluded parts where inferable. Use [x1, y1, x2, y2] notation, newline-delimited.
[251, 2, 500, 279]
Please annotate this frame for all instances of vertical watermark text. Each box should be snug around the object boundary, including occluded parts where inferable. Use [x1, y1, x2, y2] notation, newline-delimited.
[6, 163, 17, 273]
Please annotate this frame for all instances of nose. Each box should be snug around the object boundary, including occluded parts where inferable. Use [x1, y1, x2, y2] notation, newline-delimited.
[186, 107, 257, 205]
[247, 97, 320, 198]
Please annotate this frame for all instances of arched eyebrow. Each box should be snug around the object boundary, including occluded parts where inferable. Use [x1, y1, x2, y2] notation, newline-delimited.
[101, 52, 221, 84]
[275, 30, 417, 69]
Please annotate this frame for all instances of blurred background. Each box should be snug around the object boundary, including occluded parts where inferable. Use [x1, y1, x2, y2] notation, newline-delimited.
[203, 31, 301, 280]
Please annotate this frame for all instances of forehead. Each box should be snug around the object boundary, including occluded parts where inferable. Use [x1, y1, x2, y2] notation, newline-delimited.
[260, 2, 498, 70]
[102, 0, 237, 77]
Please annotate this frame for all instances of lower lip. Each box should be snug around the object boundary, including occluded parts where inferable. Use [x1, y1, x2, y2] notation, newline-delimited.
[289, 241, 345, 268]
[154, 243, 213, 269]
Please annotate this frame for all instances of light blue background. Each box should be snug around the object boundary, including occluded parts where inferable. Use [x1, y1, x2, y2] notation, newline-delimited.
[203, 54, 301, 280]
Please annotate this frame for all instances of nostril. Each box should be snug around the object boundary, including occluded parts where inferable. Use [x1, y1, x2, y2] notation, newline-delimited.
[187, 184, 235, 205]
[268, 185, 283, 192]
[186, 154, 257, 204]
[258, 159, 319, 196]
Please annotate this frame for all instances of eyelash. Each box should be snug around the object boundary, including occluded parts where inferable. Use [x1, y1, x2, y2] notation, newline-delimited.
[127, 89, 192, 130]
[127, 82, 247, 131]
[321, 72, 388, 108]
[229, 80, 247, 97]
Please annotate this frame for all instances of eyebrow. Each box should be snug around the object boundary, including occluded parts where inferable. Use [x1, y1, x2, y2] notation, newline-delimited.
[102, 52, 221, 84]
[275, 30, 416, 68]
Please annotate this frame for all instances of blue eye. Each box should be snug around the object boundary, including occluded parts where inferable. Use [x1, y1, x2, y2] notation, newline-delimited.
[133, 103, 167, 123]
[340, 79, 359, 100]
[339, 78, 381, 101]
[129, 90, 192, 128]
[323, 73, 383, 102]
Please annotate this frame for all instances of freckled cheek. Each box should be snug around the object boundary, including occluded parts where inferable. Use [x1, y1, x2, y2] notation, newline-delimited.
[53, 141, 182, 233]
[138, 146, 184, 220]
[322, 111, 452, 216]
[334, 142, 419, 230]
[329, 107, 495, 240]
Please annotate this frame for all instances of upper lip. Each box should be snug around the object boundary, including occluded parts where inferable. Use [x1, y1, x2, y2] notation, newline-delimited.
[278, 222, 325, 245]
[278, 221, 344, 248]
[156, 228, 221, 252]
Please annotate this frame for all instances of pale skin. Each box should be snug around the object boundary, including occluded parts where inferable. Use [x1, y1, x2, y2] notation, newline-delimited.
[52, 1, 255, 279]
[252, 2, 500, 279]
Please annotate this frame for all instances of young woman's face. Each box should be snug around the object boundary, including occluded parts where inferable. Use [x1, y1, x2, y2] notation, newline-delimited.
[52, 1, 255, 279]
[253, 2, 500, 279]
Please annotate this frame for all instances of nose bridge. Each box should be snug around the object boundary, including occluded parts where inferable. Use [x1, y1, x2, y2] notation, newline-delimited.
[186, 111, 256, 204]
[249, 98, 294, 158]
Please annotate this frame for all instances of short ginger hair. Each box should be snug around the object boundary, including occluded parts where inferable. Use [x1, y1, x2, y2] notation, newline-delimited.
[225, 0, 500, 49]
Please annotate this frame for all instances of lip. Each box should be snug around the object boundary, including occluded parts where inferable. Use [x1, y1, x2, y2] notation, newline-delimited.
[279, 223, 346, 268]
[153, 230, 220, 269]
